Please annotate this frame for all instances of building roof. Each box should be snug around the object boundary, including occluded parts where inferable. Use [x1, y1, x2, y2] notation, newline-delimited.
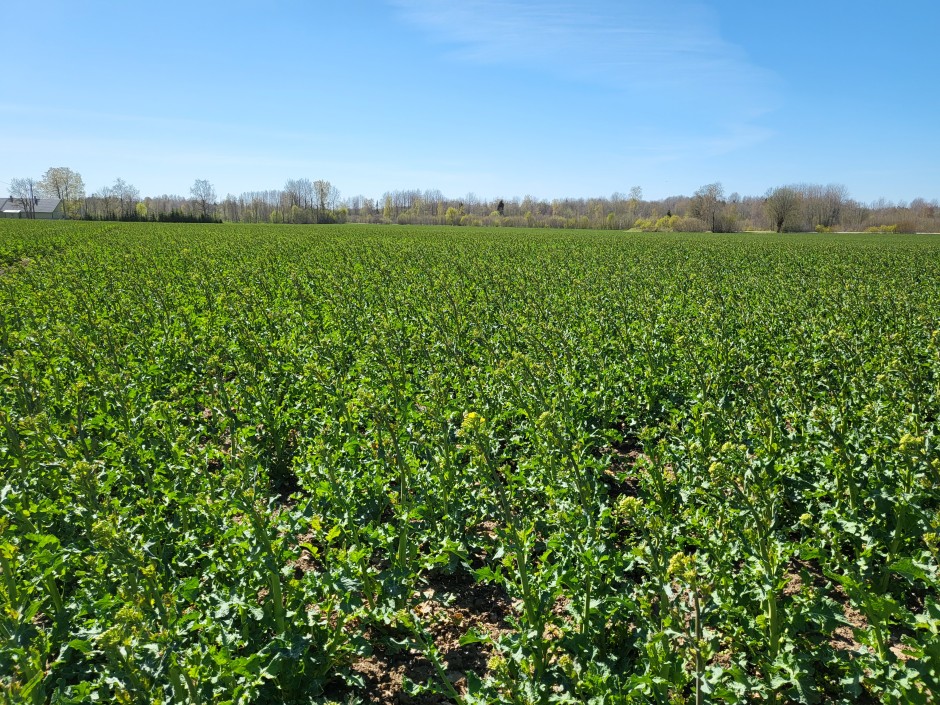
[0, 197, 62, 213]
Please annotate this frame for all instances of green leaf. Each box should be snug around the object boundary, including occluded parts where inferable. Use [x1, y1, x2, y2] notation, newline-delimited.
[889, 558, 931, 583]
[458, 629, 490, 646]
[67, 638, 94, 654]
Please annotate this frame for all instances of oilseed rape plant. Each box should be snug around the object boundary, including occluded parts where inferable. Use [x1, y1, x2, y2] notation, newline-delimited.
[1, 220, 939, 703]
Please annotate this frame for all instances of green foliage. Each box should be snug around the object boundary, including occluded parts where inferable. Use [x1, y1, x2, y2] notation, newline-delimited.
[1, 221, 939, 702]
[633, 215, 707, 232]
[655, 215, 679, 231]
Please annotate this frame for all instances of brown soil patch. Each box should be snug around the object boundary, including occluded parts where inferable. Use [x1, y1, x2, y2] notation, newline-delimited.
[783, 570, 803, 597]
[779, 559, 916, 660]
[830, 597, 867, 653]
[292, 531, 321, 576]
[336, 571, 513, 704]
[600, 468, 640, 499]
[828, 582, 912, 660]
[476, 520, 498, 540]
[348, 635, 448, 704]
[711, 649, 733, 668]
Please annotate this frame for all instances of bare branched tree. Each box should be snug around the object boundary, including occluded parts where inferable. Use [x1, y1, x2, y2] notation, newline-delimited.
[190, 179, 217, 219]
[9, 177, 39, 218]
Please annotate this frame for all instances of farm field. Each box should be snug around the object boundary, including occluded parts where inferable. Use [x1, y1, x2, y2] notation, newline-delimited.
[1, 221, 939, 704]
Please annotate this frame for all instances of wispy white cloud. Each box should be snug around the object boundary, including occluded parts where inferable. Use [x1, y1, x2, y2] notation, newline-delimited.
[390, 0, 777, 146]
[0, 103, 339, 146]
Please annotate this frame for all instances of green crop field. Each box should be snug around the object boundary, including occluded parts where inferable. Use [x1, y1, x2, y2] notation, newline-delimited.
[2, 221, 939, 704]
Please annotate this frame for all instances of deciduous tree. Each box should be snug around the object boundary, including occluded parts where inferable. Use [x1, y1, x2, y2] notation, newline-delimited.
[9, 177, 39, 218]
[113, 178, 140, 219]
[690, 182, 725, 232]
[38, 167, 85, 218]
[190, 179, 217, 219]
[803, 183, 846, 230]
[764, 187, 802, 233]
[313, 179, 339, 223]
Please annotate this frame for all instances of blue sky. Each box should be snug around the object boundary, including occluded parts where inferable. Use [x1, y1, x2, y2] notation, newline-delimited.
[2, 0, 937, 204]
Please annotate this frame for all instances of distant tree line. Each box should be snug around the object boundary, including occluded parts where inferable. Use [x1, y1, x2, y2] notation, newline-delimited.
[346, 183, 937, 233]
[7, 168, 939, 233]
